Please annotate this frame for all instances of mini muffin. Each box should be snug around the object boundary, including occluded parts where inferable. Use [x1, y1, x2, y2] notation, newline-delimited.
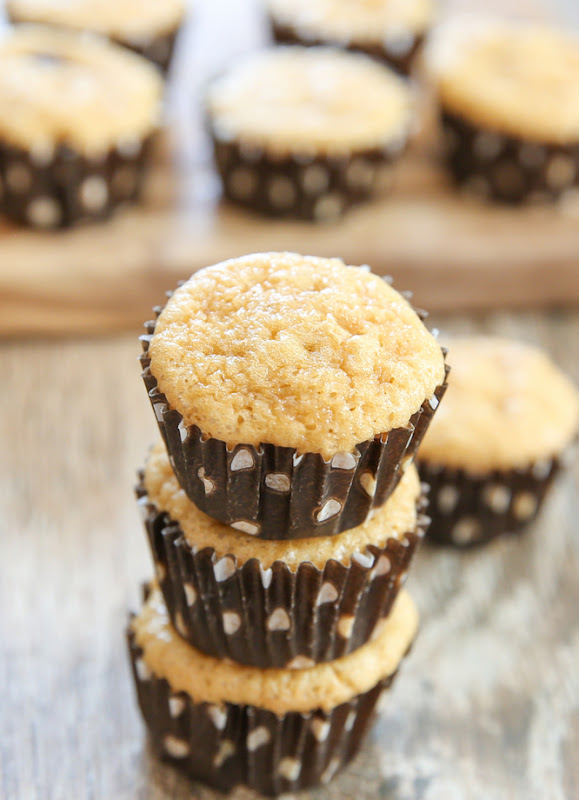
[6, 0, 185, 73]
[0, 26, 162, 229]
[137, 441, 428, 668]
[267, 0, 436, 75]
[140, 252, 448, 540]
[418, 337, 578, 547]
[427, 17, 579, 204]
[128, 584, 418, 795]
[206, 47, 414, 221]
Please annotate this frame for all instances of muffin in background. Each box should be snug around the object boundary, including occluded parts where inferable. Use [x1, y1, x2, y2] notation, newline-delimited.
[0, 25, 163, 229]
[418, 337, 578, 547]
[205, 47, 415, 221]
[427, 17, 579, 204]
[137, 441, 428, 668]
[6, 0, 185, 74]
[140, 252, 447, 540]
[266, 0, 436, 75]
[128, 583, 419, 796]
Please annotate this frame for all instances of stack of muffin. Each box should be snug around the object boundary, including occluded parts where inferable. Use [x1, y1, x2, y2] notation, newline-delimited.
[128, 251, 448, 794]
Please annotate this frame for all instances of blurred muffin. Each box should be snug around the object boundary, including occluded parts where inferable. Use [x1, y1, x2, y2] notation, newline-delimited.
[0, 26, 162, 229]
[128, 583, 418, 795]
[6, 0, 185, 73]
[427, 17, 579, 204]
[418, 337, 578, 547]
[137, 441, 428, 668]
[206, 47, 414, 220]
[267, 0, 436, 75]
[140, 252, 447, 540]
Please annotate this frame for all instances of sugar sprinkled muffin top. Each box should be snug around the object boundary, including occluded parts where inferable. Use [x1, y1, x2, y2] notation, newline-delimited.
[144, 442, 421, 570]
[0, 26, 162, 153]
[267, 0, 434, 43]
[428, 17, 579, 144]
[7, 0, 185, 40]
[419, 336, 579, 473]
[148, 252, 445, 459]
[132, 585, 418, 714]
[206, 47, 412, 156]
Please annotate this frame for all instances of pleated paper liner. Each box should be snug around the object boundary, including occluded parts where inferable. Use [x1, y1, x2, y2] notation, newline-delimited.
[136, 472, 429, 668]
[441, 110, 579, 205]
[0, 134, 155, 229]
[269, 21, 425, 76]
[419, 456, 560, 547]
[140, 314, 448, 541]
[210, 131, 407, 221]
[128, 617, 404, 795]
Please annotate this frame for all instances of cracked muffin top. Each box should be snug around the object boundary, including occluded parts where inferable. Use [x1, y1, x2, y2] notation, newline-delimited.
[147, 252, 445, 459]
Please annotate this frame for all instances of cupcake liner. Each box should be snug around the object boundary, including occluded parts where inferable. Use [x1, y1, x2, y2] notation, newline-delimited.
[269, 21, 425, 75]
[209, 129, 409, 222]
[139, 316, 448, 540]
[128, 621, 399, 796]
[441, 110, 579, 204]
[0, 134, 154, 229]
[419, 457, 560, 547]
[136, 472, 429, 667]
[119, 28, 181, 75]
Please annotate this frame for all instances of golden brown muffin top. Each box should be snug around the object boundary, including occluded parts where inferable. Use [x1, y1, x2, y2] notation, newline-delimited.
[144, 442, 421, 570]
[148, 253, 445, 460]
[419, 336, 579, 473]
[428, 17, 579, 144]
[132, 585, 418, 714]
[267, 0, 434, 43]
[206, 47, 413, 156]
[0, 26, 162, 153]
[7, 0, 185, 40]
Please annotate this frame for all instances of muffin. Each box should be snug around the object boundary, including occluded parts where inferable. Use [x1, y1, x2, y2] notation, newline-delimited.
[6, 0, 185, 73]
[206, 47, 414, 220]
[137, 441, 428, 668]
[140, 252, 448, 540]
[0, 26, 162, 229]
[418, 337, 578, 547]
[267, 0, 436, 75]
[427, 17, 579, 204]
[128, 583, 418, 795]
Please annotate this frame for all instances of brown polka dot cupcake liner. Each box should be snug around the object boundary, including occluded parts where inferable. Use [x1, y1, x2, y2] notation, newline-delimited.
[136, 474, 428, 668]
[210, 132, 408, 222]
[115, 28, 180, 75]
[128, 624, 398, 796]
[419, 457, 560, 547]
[441, 111, 579, 204]
[0, 134, 154, 229]
[140, 323, 448, 541]
[269, 22, 425, 76]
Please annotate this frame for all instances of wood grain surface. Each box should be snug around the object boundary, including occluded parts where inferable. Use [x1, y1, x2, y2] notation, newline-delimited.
[1, 311, 578, 800]
[1, 0, 579, 337]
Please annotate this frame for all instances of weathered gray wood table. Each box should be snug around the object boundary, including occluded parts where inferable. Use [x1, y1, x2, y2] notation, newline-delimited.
[1, 311, 577, 800]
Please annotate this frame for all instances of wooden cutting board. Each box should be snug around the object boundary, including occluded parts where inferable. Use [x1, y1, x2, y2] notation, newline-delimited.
[1, 0, 578, 337]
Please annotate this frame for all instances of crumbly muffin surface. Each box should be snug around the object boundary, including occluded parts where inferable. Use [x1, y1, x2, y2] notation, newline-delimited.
[149, 252, 445, 459]
[0, 26, 162, 153]
[132, 585, 418, 714]
[429, 19, 579, 144]
[267, 0, 434, 42]
[7, 0, 185, 40]
[144, 442, 421, 569]
[206, 48, 412, 155]
[419, 337, 579, 473]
